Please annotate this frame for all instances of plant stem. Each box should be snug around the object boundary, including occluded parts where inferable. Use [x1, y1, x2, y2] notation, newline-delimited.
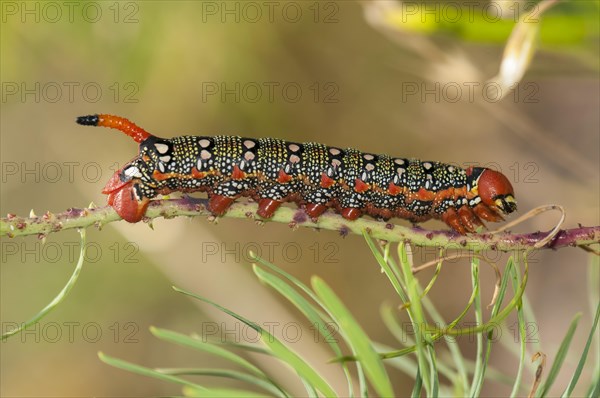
[2, 198, 599, 251]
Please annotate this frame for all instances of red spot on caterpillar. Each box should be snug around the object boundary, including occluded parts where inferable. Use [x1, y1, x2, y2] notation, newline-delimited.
[342, 207, 362, 220]
[232, 165, 245, 180]
[354, 179, 369, 193]
[208, 194, 235, 216]
[320, 173, 335, 188]
[152, 170, 178, 181]
[77, 114, 151, 143]
[388, 182, 402, 196]
[305, 203, 328, 219]
[416, 187, 435, 201]
[191, 167, 206, 179]
[277, 169, 292, 183]
[257, 198, 282, 218]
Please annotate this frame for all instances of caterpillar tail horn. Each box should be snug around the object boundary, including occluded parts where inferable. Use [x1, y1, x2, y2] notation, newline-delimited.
[76, 114, 152, 143]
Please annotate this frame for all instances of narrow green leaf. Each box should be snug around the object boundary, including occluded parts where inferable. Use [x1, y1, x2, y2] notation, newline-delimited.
[252, 265, 341, 354]
[214, 341, 272, 356]
[427, 345, 440, 397]
[411, 367, 422, 398]
[183, 386, 268, 398]
[2, 229, 87, 341]
[443, 257, 530, 337]
[150, 327, 264, 378]
[98, 351, 205, 390]
[373, 341, 417, 378]
[381, 303, 415, 346]
[312, 276, 394, 397]
[585, 255, 600, 398]
[157, 368, 288, 398]
[250, 254, 327, 312]
[174, 286, 337, 398]
[508, 258, 528, 398]
[561, 301, 600, 397]
[538, 313, 582, 397]
[396, 242, 432, 396]
[469, 258, 484, 398]
[586, 376, 599, 398]
[262, 326, 336, 397]
[252, 264, 354, 396]
[420, 293, 469, 393]
[362, 231, 407, 300]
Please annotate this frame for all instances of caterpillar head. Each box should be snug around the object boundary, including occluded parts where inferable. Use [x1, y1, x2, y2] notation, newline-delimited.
[467, 167, 517, 216]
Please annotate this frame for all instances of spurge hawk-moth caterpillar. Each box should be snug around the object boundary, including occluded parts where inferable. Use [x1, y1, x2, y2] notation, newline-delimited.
[77, 114, 517, 235]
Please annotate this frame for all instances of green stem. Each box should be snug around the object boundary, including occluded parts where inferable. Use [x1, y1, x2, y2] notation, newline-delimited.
[2, 198, 599, 251]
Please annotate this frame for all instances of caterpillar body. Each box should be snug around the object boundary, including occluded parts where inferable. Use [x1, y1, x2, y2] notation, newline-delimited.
[77, 114, 517, 235]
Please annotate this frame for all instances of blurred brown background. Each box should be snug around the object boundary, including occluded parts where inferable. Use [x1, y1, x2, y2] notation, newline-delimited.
[1, 1, 598, 396]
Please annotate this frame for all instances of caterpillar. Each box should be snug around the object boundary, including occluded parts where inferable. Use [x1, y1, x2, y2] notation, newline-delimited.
[76, 114, 517, 235]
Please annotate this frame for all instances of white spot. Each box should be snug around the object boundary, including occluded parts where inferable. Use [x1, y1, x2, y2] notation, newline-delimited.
[365, 163, 375, 171]
[199, 139, 211, 148]
[288, 144, 300, 152]
[331, 159, 342, 167]
[243, 140, 256, 149]
[423, 162, 433, 170]
[244, 151, 255, 161]
[201, 150, 212, 160]
[329, 148, 341, 156]
[394, 158, 406, 166]
[124, 166, 142, 178]
[290, 154, 301, 164]
[155, 143, 169, 154]
[160, 155, 171, 163]
[239, 160, 246, 170]
[158, 162, 166, 173]
[448, 166, 455, 173]
[363, 154, 374, 161]
[397, 168, 405, 176]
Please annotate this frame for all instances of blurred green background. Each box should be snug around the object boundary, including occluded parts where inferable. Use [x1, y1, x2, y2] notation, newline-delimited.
[1, 1, 598, 396]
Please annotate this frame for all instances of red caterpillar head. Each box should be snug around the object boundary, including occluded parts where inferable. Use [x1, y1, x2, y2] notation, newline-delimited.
[77, 114, 152, 222]
[467, 167, 517, 217]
